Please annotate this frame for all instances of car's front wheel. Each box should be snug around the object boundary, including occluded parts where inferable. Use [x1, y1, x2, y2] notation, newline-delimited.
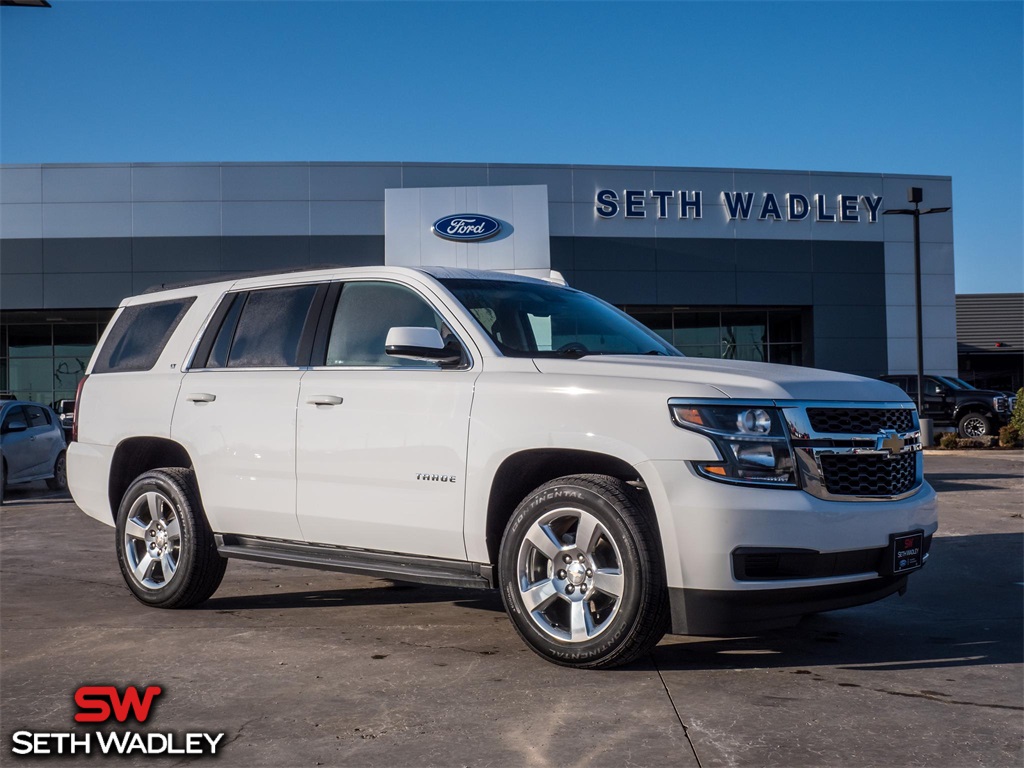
[115, 468, 226, 608]
[498, 474, 668, 669]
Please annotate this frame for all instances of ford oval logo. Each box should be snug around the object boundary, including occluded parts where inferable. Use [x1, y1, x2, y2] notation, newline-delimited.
[431, 214, 501, 242]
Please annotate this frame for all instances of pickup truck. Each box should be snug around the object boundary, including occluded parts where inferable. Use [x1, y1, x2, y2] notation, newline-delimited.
[68, 266, 937, 669]
[880, 374, 1011, 438]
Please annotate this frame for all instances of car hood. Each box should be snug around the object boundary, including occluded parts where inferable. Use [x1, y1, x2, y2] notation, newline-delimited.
[532, 356, 912, 403]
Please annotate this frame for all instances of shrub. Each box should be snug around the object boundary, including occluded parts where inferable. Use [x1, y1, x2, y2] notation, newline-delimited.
[1012, 388, 1024, 432]
[960, 438, 987, 449]
[939, 432, 962, 450]
[999, 424, 1021, 448]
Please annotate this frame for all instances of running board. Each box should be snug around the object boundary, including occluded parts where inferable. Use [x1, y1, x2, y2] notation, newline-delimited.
[215, 534, 494, 590]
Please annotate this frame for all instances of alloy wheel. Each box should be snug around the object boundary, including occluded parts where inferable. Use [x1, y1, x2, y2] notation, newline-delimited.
[123, 491, 181, 589]
[516, 506, 625, 642]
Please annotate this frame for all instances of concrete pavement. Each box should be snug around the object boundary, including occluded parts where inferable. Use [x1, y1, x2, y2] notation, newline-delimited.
[1, 452, 1021, 766]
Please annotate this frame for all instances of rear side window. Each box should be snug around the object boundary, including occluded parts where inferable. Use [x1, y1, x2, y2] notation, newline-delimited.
[24, 405, 50, 427]
[195, 285, 320, 369]
[93, 298, 196, 374]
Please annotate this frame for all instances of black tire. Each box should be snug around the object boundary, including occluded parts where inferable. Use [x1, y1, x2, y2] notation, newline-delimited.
[498, 474, 669, 669]
[45, 451, 67, 491]
[115, 468, 227, 609]
[958, 412, 991, 438]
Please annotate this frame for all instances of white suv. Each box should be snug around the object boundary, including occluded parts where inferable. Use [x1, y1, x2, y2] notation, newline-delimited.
[68, 266, 937, 668]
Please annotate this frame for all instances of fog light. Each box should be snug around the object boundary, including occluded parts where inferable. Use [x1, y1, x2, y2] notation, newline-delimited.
[732, 443, 776, 468]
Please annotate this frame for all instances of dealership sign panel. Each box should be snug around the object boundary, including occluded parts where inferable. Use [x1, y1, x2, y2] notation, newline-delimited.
[595, 189, 884, 223]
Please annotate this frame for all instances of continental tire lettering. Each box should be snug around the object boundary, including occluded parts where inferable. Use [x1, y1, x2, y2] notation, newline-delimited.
[504, 582, 521, 614]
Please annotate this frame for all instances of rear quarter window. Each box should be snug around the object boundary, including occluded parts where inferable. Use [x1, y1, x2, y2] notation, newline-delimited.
[92, 297, 196, 374]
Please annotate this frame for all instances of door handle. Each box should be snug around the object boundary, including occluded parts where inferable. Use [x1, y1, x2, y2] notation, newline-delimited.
[307, 395, 344, 406]
[186, 393, 217, 403]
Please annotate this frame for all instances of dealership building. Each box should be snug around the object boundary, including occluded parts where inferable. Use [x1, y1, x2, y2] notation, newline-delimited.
[0, 162, 956, 406]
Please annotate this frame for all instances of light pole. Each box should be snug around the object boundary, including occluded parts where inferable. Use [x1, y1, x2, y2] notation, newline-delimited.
[883, 187, 951, 446]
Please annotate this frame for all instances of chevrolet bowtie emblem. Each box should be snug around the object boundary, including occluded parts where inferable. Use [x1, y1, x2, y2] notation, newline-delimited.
[876, 430, 905, 456]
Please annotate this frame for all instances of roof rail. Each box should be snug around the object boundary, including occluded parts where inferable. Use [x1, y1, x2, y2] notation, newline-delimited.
[141, 264, 344, 294]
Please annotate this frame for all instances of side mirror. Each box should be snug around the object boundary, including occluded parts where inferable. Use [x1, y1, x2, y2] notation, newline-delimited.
[385, 327, 463, 365]
[2, 420, 28, 435]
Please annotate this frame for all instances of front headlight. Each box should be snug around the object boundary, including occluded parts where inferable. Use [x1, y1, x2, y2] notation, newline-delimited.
[669, 402, 798, 487]
[994, 396, 1008, 412]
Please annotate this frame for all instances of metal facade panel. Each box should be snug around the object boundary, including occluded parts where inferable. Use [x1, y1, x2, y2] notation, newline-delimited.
[812, 241, 884, 274]
[0, 273, 43, 308]
[309, 165, 402, 201]
[573, 270, 659, 305]
[655, 272, 738, 305]
[41, 203, 132, 238]
[41, 167, 131, 203]
[132, 166, 221, 202]
[43, 238, 132, 273]
[814, 336, 888, 378]
[401, 165, 488, 189]
[736, 240, 813, 273]
[222, 201, 309, 236]
[131, 271, 223, 295]
[955, 293, 1024, 351]
[1, 203, 42, 238]
[0, 167, 42, 203]
[221, 164, 310, 201]
[736, 272, 813, 305]
[487, 166, 572, 201]
[133, 236, 221, 272]
[310, 201, 385, 235]
[220, 235, 310, 271]
[44, 272, 133, 309]
[510, 185, 551, 270]
[133, 202, 222, 237]
[812, 272, 887, 306]
[309, 235, 385, 266]
[656, 238, 736, 272]
[0, 238, 42, 273]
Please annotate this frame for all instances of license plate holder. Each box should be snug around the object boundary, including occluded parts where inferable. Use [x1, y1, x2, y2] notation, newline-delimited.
[888, 530, 925, 575]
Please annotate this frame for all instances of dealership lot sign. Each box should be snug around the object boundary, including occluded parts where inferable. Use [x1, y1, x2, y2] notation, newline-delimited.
[9, 685, 226, 758]
[595, 189, 884, 223]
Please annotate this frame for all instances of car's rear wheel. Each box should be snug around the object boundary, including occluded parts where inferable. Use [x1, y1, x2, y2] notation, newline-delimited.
[45, 451, 67, 491]
[498, 474, 668, 669]
[115, 468, 226, 608]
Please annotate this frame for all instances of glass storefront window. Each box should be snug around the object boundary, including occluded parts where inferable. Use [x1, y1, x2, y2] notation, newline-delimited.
[0, 313, 108, 406]
[8, 325, 52, 357]
[622, 305, 809, 367]
[768, 343, 803, 366]
[674, 312, 719, 348]
[629, 311, 672, 345]
[768, 310, 803, 344]
[7, 358, 53, 403]
[54, 324, 100, 356]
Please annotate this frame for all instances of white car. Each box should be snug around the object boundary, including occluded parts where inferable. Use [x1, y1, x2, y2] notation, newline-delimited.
[1, 400, 68, 494]
[68, 266, 937, 668]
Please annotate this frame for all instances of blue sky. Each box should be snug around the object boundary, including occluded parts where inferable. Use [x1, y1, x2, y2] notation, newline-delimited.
[1, 0, 1021, 293]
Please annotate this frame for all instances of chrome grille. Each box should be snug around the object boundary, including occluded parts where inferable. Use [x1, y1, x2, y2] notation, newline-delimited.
[807, 407, 914, 434]
[819, 453, 918, 497]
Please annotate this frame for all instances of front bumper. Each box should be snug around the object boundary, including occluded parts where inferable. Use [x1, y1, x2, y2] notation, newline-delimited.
[636, 458, 939, 633]
[668, 574, 912, 635]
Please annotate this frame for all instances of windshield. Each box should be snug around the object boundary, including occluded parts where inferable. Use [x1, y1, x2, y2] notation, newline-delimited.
[945, 376, 976, 390]
[440, 278, 681, 358]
